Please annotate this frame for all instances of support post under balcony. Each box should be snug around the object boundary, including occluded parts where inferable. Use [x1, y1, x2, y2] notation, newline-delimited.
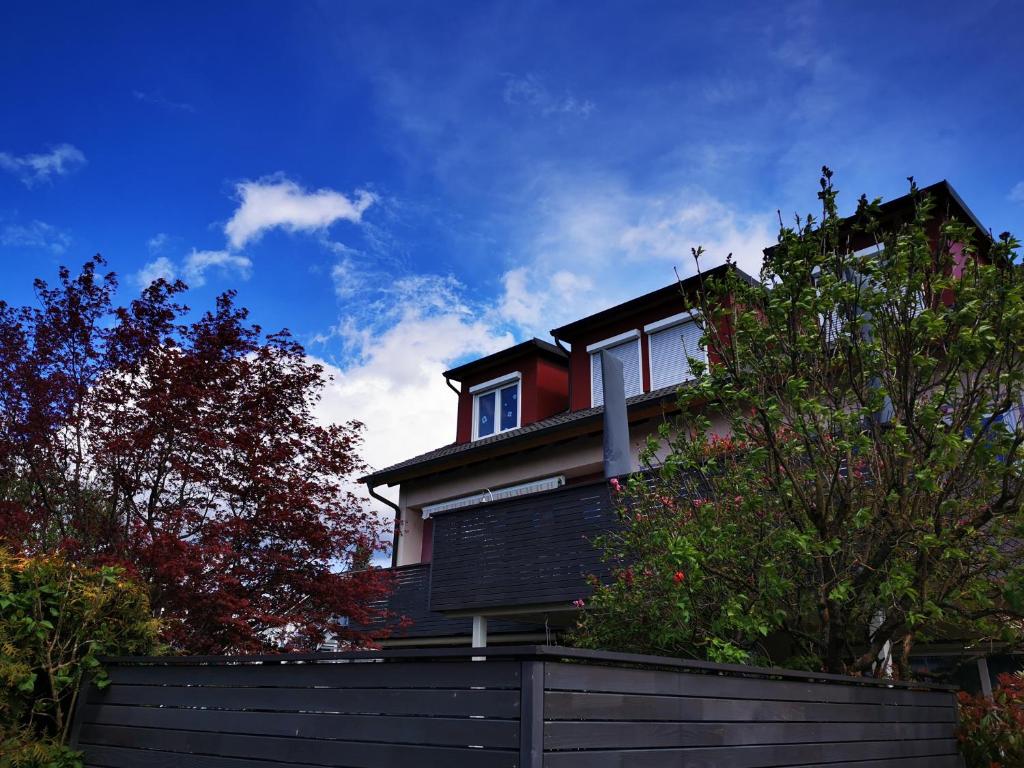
[472, 615, 488, 647]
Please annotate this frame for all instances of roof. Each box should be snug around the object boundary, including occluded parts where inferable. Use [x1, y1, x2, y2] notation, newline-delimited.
[550, 263, 759, 340]
[360, 384, 684, 487]
[443, 338, 567, 382]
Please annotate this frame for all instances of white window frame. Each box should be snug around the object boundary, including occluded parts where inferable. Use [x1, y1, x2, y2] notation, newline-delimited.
[587, 330, 642, 407]
[470, 371, 522, 440]
[643, 311, 707, 389]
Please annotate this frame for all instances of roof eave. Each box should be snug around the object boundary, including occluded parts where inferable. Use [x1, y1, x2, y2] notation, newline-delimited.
[360, 387, 687, 488]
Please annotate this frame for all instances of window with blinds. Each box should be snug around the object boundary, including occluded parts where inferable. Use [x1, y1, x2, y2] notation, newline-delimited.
[648, 317, 704, 390]
[590, 337, 642, 407]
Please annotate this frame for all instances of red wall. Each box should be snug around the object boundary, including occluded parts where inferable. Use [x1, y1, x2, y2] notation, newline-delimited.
[563, 296, 700, 410]
[454, 354, 570, 443]
[563, 295, 735, 411]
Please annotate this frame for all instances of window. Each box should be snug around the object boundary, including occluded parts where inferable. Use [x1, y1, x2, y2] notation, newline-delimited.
[588, 330, 642, 407]
[470, 372, 521, 440]
[645, 312, 705, 390]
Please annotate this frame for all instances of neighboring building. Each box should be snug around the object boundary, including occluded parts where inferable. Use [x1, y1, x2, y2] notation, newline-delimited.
[359, 181, 999, 656]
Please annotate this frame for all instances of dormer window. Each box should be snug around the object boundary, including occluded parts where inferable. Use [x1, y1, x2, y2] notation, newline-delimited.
[470, 372, 521, 440]
[588, 331, 642, 407]
[645, 312, 705, 390]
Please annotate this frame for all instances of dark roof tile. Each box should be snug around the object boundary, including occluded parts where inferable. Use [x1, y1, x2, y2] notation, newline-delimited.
[361, 384, 683, 486]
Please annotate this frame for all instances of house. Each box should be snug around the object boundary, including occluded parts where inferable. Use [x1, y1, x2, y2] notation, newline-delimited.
[359, 181, 1004, 677]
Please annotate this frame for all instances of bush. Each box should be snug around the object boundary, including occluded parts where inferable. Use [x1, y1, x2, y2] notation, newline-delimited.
[957, 673, 1024, 768]
[0, 550, 160, 767]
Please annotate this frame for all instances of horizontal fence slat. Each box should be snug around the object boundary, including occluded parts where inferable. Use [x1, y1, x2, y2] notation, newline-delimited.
[82, 705, 518, 748]
[81, 744, 336, 768]
[545, 691, 956, 723]
[543, 720, 953, 750]
[103, 660, 520, 689]
[542, 738, 960, 768]
[78, 724, 517, 768]
[544, 662, 954, 707]
[812, 758, 963, 768]
[88, 683, 519, 718]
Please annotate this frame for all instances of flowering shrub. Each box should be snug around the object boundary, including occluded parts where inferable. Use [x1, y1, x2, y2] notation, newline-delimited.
[957, 674, 1024, 768]
[0, 549, 161, 767]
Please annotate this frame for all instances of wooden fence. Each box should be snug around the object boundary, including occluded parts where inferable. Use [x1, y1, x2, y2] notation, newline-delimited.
[70, 645, 964, 768]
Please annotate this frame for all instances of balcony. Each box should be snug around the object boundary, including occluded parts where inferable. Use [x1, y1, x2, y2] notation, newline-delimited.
[362, 563, 544, 640]
[361, 479, 618, 640]
[428, 479, 617, 614]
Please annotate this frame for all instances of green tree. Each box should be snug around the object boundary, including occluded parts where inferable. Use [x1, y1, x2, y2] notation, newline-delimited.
[574, 171, 1024, 677]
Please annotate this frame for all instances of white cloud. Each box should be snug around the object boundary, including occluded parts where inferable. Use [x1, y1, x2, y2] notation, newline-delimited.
[0, 144, 86, 187]
[503, 74, 595, 117]
[491, 176, 773, 337]
[183, 249, 252, 287]
[225, 177, 376, 249]
[0, 220, 72, 254]
[137, 247, 252, 290]
[1010, 181, 1024, 204]
[312, 275, 513, 479]
[136, 256, 177, 288]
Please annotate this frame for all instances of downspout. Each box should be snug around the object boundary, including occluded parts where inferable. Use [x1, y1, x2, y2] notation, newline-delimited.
[367, 483, 402, 569]
[444, 376, 460, 395]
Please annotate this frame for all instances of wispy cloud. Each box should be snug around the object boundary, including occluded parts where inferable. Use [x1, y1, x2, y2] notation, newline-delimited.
[0, 220, 72, 254]
[135, 245, 251, 289]
[490, 174, 773, 335]
[147, 232, 171, 253]
[133, 90, 196, 113]
[1010, 181, 1024, 204]
[503, 74, 595, 117]
[0, 144, 86, 187]
[184, 249, 252, 286]
[225, 177, 376, 249]
[311, 273, 512, 475]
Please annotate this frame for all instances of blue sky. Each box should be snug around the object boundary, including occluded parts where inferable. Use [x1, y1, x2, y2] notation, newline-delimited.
[2, 0, 1023, 479]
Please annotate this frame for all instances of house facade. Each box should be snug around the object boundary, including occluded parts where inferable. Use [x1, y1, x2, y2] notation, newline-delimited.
[359, 182, 1007, 688]
[361, 262, 748, 647]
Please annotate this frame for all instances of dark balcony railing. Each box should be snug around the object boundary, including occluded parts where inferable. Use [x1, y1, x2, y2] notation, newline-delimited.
[429, 479, 617, 613]
[362, 563, 544, 639]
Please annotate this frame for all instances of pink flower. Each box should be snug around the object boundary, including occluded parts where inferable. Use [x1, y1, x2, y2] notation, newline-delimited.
[572, 599, 586, 608]
[609, 478, 622, 493]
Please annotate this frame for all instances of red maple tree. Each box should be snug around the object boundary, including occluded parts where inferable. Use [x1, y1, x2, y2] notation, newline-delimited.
[0, 256, 391, 653]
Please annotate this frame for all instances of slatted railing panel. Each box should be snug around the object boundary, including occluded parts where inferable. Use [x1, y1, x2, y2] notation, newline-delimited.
[357, 563, 544, 640]
[74, 659, 523, 768]
[542, 661, 963, 768]
[429, 481, 617, 612]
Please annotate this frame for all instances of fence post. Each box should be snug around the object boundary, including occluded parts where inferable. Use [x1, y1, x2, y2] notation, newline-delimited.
[66, 672, 95, 750]
[519, 659, 544, 768]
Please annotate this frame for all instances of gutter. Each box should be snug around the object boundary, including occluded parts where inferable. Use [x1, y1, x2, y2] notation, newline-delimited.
[367, 483, 402, 569]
